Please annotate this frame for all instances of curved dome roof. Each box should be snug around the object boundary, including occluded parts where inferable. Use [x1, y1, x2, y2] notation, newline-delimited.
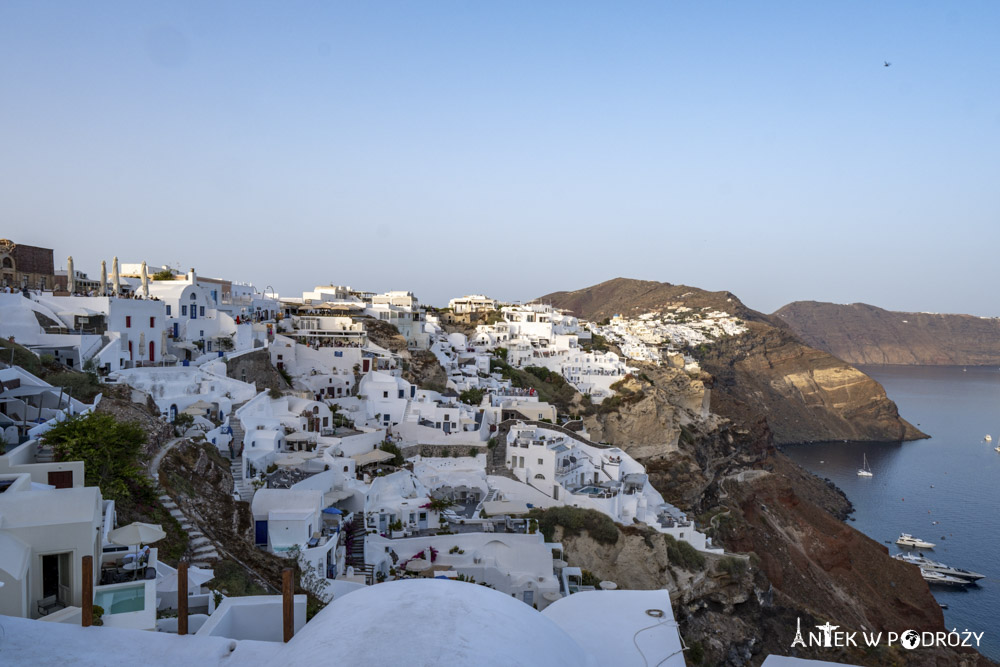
[282, 579, 596, 666]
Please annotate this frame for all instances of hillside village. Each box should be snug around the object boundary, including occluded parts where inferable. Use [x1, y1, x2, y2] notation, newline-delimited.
[0, 238, 850, 666]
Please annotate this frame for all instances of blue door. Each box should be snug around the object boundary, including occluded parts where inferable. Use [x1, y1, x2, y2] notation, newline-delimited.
[172, 322, 179, 338]
[190, 307, 197, 320]
[255, 521, 268, 546]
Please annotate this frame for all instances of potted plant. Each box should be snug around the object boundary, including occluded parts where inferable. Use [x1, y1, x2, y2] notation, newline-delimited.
[389, 519, 405, 538]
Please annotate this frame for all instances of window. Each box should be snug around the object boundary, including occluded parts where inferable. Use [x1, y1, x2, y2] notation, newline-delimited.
[383, 391, 388, 398]
[334, 350, 343, 357]
[538, 458, 544, 465]
[181, 305, 187, 316]
[323, 417, 328, 426]
[149, 316, 155, 327]
[166, 305, 171, 316]
[534, 474, 545, 480]
[200, 306, 205, 316]
[125, 316, 131, 328]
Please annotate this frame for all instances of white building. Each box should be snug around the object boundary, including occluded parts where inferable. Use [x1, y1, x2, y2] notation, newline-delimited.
[505, 423, 717, 552]
[448, 294, 498, 314]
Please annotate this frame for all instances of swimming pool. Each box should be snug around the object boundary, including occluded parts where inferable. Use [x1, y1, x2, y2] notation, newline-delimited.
[577, 486, 604, 496]
[94, 583, 146, 614]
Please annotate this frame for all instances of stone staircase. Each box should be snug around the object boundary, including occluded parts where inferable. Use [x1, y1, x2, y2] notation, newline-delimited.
[483, 488, 499, 503]
[34, 444, 55, 463]
[401, 398, 415, 424]
[231, 457, 254, 502]
[158, 492, 220, 569]
[229, 418, 246, 455]
[344, 515, 372, 584]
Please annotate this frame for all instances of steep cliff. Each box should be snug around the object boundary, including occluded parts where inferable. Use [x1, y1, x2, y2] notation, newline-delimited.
[775, 301, 1000, 366]
[562, 377, 988, 665]
[540, 278, 925, 445]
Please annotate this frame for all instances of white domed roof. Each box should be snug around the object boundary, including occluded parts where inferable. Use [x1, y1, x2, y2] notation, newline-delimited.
[282, 579, 597, 666]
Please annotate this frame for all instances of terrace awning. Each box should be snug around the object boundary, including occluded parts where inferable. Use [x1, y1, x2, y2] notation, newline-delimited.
[351, 449, 394, 467]
[481, 500, 531, 516]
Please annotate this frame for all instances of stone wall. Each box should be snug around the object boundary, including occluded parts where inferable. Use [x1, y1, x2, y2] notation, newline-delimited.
[224, 349, 289, 391]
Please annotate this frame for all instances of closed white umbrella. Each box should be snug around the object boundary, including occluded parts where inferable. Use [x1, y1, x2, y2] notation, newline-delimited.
[140, 261, 150, 298]
[111, 256, 120, 296]
[100, 260, 107, 296]
[66, 256, 75, 294]
[158, 565, 214, 592]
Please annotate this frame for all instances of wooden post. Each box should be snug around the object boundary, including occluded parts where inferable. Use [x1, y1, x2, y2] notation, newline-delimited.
[282, 568, 294, 643]
[81, 555, 93, 627]
[177, 561, 189, 636]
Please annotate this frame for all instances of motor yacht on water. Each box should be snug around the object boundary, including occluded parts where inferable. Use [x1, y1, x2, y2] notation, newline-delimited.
[896, 533, 936, 549]
[892, 553, 985, 582]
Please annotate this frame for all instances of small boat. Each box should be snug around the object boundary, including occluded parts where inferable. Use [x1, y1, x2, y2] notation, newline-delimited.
[995, 445, 1000, 453]
[920, 570, 971, 588]
[986, 435, 993, 442]
[939, 603, 949, 609]
[857, 454, 873, 477]
[896, 533, 936, 549]
[893, 553, 985, 582]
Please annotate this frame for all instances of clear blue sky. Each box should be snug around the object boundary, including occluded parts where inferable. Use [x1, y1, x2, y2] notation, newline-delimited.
[2, 2, 998, 314]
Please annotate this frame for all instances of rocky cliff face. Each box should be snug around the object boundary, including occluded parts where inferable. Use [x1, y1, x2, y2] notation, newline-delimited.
[561, 375, 989, 665]
[540, 278, 925, 445]
[694, 321, 925, 444]
[775, 301, 1000, 366]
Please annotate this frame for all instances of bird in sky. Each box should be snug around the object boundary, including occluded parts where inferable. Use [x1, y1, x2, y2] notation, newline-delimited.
[884, 61, 891, 67]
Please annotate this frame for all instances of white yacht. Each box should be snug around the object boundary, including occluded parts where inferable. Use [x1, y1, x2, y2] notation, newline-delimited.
[920, 569, 971, 588]
[896, 533, 936, 549]
[986, 434, 992, 442]
[857, 453, 873, 477]
[893, 553, 985, 582]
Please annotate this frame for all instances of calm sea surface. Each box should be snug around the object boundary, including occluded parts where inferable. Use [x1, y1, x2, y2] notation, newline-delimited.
[783, 365, 1000, 661]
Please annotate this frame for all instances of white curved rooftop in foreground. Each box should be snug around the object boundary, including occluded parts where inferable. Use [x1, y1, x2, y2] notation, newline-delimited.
[288, 579, 596, 666]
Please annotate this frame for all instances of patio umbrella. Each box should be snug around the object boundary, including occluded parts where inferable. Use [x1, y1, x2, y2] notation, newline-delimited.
[109, 521, 166, 546]
[405, 558, 431, 573]
[111, 256, 120, 296]
[100, 260, 107, 296]
[140, 261, 149, 298]
[66, 256, 75, 294]
[109, 522, 166, 577]
[322, 507, 343, 515]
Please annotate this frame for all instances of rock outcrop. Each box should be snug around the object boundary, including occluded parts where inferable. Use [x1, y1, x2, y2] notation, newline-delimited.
[540, 278, 925, 445]
[775, 301, 1000, 366]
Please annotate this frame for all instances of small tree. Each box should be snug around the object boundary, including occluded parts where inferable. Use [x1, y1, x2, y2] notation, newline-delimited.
[287, 545, 332, 610]
[152, 269, 175, 281]
[43, 412, 148, 502]
[459, 387, 486, 405]
[379, 440, 404, 466]
[172, 412, 194, 436]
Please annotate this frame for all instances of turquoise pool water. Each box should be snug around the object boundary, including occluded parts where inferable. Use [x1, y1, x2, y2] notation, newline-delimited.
[94, 583, 145, 614]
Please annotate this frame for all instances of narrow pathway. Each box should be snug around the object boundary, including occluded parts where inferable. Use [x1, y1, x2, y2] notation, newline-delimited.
[147, 435, 222, 568]
[150, 436, 185, 483]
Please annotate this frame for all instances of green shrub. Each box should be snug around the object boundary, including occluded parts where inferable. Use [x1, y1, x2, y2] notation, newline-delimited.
[379, 440, 404, 466]
[664, 534, 705, 570]
[529, 507, 619, 545]
[459, 388, 486, 405]
[717, 556, 747, 577]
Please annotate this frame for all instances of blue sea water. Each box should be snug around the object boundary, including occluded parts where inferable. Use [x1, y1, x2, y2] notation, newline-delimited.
[783, 365, 1000, 661]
